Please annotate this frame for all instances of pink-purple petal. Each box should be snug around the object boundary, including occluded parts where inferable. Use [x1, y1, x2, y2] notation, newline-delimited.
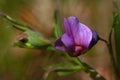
[61, 33, 75, 53]
[61, 34, 73, 48]
[64, 16, 92, 48]
[74, 23, 92, 48]
[64, 17, 79, 37]
[64, 18, 72, 35]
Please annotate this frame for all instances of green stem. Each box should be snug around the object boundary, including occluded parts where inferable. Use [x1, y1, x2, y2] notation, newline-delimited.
[65, 54, 106, 80]
[77, 57, 105, 80]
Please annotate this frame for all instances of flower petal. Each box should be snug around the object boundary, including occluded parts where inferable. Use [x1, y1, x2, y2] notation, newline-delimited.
[55, 37, 66, 51]
[71, 46, 83, 57]
[64, 16, 79, 37]
[61, 33, 75, 53]
[74, 23, 92, 48]
[64, 16, 92, 48]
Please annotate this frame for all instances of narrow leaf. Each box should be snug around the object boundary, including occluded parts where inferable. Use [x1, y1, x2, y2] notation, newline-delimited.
[114, 12, 120, 71]
[53, 10, 62, 38]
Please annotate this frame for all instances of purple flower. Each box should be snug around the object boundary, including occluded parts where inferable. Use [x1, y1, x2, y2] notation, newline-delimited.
[55, 16, 99, 57]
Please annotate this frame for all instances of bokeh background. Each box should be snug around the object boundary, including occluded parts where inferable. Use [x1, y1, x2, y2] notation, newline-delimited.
[0, 0, 117, 80]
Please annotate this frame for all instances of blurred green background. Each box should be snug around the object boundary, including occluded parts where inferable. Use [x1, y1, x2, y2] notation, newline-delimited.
[0, 0, 116, 80]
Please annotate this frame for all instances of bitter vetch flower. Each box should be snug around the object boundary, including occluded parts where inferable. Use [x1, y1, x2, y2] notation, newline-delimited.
[55, 16, 99, 57]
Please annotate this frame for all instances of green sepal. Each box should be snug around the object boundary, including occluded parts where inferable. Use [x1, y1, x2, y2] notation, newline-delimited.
[14, 29, 51, 48]
[25, 30, 51, 47]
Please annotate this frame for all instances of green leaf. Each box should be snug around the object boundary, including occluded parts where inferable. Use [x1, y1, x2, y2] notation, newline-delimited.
[114, 12, 120, 69]
[57, 66, 81, 76]
[114, 13, 120, 64]
[53, 10, 62, 38]
[57, 70, 76, 76]
[0, 12, 28, 31]
[43, 63, 82, 76]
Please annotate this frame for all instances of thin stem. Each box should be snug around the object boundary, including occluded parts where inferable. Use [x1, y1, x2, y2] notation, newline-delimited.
[77, 57, 105, 80]
[97, 35, 108, 45]
[99, 37, 108, 44]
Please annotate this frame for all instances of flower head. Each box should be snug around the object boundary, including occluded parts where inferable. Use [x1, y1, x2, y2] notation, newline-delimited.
[55, 16, 99, 57]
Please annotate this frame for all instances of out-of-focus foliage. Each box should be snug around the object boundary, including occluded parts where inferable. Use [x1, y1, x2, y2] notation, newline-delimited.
[0, 0, 32, 80]
[0, 0, 29, 14]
